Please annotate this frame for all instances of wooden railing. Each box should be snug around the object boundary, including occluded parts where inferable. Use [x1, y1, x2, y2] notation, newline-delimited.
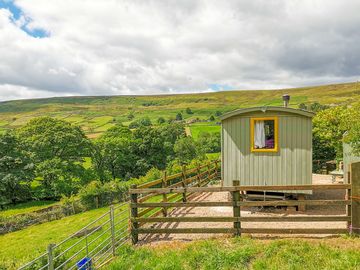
[129, 161, 360, 243]
[130, 160, 220, 243]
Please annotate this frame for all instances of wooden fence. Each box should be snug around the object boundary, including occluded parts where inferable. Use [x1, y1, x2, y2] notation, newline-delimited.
[130, 160, 220, 243]
[129, 161, 360, 244]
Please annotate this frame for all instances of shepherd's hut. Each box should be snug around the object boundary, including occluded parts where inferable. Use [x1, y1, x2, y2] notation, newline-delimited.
[220, 95, 314, 195]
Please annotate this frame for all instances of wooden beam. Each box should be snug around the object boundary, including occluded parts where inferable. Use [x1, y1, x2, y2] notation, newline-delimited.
[351, 162, 360, 235]
[129, 184, 351, 194]
[131, 200, 350, 208]
[134, 216, 351, 223]
[135, 228, 348, 234]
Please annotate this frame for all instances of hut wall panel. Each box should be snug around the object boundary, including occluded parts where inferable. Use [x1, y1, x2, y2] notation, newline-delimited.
[222, 113, 312, 191]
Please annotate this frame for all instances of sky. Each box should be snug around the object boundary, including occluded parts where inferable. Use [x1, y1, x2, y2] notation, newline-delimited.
[0, 0, 360, 101]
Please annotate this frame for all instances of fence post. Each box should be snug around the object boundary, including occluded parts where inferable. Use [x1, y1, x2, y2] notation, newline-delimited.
[196, 163, 201, 187]
[347, 165, 352, 232]
[130, 184, 139, 244]
[47, 243, 55, 270]
[207, 162, 211, 183]
[214, 160, 219, 180]
[232, 180, 241, 237]
[181, 165, 187, 202]
[110, 205, 116, 255]
[162, 171, 168, 217]
[351, 162, 360, 235]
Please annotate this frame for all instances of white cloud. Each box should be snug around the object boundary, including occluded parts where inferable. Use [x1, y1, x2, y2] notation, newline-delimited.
[0, 0, 360, 101]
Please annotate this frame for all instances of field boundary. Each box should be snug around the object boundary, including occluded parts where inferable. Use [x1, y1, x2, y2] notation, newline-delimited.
[129, 161, 360, 242]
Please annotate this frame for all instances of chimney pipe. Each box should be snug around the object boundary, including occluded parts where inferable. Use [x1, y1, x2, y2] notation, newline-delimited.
[282, 94, 290, 107]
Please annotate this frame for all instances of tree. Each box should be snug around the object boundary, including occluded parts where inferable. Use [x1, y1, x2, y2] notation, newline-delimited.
[17, 117, 91, 198]
[209, 115, 215, 121]
[129, 117, 152, 129]
[298, 103, 307, 110]
[157, 117, 165, 124]
[127, 112, 135, 120]
[93, 136, 138, 181]
[344, 102, 360, 155]
[176, 113, 183, 121]
[215, 111, 222, 117]
[186, 108, 193, 114]
[197, 132, 221, 153]
[0, 132, 34, 204]
[312, 106, 352, 160]
[174, 136, 197, 164]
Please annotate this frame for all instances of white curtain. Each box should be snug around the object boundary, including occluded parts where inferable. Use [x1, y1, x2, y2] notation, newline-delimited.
[254, 121, 265, 148]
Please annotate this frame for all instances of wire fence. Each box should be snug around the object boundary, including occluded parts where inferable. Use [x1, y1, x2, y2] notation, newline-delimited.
[18, 202, 130, 270]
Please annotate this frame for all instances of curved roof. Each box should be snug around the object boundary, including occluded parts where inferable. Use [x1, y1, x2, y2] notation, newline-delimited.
[220, 106, 314, 121]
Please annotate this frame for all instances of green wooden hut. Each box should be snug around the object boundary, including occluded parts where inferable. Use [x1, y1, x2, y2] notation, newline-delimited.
[220, 105, 314, 193]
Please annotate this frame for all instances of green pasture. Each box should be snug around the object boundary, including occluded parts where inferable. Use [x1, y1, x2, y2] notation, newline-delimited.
[0, 201, 58, 218]
[189, 125, 221, 139]
[107, 237, 360, 270]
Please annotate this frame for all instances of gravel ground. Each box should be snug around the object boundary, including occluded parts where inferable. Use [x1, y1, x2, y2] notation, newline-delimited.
[139, 174, 349, 245]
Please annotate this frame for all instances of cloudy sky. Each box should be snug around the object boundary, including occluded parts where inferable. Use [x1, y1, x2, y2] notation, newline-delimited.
[0, 0, 360, 101]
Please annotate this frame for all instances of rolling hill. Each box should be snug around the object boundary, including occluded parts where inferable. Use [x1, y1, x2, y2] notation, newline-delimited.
[0, 81, 359, 137]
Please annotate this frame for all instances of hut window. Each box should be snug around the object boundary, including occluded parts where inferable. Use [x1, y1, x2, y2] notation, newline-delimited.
[250, 117, 278, 152]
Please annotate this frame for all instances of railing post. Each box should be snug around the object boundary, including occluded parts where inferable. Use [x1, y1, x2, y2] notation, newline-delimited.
[110, 205, 116, 256]
[47, 243, 55, 270]
[207, 161, 211, 183]
[130, 185, 139, 244]
[162, 171, 168, 217]
[181, 165, 187, 202]
[350, 162, 360, 235]
[214, 160, 219, 180]
[347, 165, 352, 232]
[196, 163, 201, 187]
[232, 180, 241, 237]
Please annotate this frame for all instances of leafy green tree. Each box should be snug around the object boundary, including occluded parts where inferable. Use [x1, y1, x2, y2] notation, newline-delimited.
[186, 108, 193, 114]
[129, 117, 152, 129]
[157, 117, 166, 124]
[0, 132, 34, 204]
[174, 136, 197, 164]
[209, 115, 215, 121]
[309, 102, 329, 112]
[312, 106, 352, 159]
[215, 111, 222, 117]
[344, 103, 360, 155]
[17, 117, 91, 198]
[197, 132, 221, 153]
[127, 112, 135, 120]
[298, 103, 307, 110]
[176, 112, 183, 121]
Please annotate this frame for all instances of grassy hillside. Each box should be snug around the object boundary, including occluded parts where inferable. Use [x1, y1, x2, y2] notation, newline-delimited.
[0, 82, 359, 137]
[106, 237, 360, 270]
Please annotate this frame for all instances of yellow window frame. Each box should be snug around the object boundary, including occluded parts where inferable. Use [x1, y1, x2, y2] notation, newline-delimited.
[250, 117, 279, 152]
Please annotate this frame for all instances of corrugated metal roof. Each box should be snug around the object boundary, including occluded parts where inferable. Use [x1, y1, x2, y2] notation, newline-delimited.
[220, 106, 314, 121]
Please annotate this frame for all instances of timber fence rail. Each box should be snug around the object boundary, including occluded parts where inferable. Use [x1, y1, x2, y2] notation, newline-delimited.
[129, 161, 360, 243]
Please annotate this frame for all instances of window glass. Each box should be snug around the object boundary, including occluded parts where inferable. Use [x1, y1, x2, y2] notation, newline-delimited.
[254, 119, 275, 149]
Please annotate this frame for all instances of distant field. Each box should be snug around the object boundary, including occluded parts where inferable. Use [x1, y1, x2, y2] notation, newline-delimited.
[0, 201, 57, 218]
[0, 81, 359, 138]
[189, 124, 221, 139]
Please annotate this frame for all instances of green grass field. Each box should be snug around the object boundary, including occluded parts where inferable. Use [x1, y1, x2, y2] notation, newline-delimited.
[1, 82, 359, 138]
[106, 237, 360, 270]
[189, 124, 221, 139]
[0, 205, 118, 268]
[0, 200, 57, 218]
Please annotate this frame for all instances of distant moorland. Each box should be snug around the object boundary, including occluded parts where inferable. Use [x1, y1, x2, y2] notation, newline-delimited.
[0, 81, 359, 138]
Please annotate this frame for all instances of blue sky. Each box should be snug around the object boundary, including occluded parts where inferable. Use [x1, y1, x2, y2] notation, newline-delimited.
[0, 0, 48, 38]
